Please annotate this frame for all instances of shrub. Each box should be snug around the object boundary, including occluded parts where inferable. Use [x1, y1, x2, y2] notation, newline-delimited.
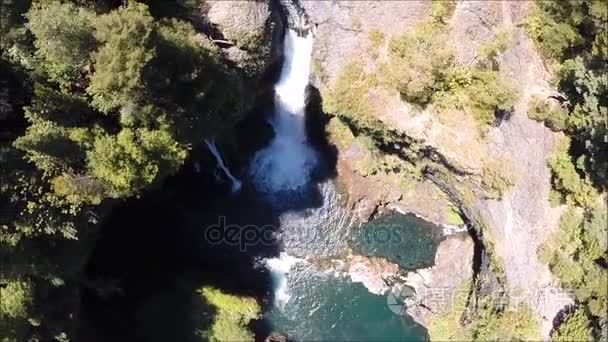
[201, 287, 260, 342]
[383, 23, 452, 106]
[86, 128, 187, 197]
[547, 138, 597, 208]
[326, 117, 355, 150]
[88, 2, 155, 113]
[430, 0, 456, 24]
[521, 3, 581, 60]
[527, 96, 569, 131]
[383, 24, 514, 127]
[477, 30, 511, 69]
[481, 157, 515, 199]
[368, 29, 385, 50]
[552, 308, 593, 342]
[539, 201, 607, 326]
[0, 279, 32, 319]
[323, 62, 381, 131]
[444, 204, 465, 226]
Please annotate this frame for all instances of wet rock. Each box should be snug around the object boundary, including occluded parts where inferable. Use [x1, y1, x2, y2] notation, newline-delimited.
[345, 254, 400, 295]
[265, 332, 288, 342]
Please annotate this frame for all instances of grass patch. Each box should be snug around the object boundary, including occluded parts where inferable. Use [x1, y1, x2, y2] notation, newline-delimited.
[444, 204, 465, 226]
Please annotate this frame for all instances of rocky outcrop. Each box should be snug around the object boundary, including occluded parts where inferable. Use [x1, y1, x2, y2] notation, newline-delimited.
[200, 0, 284, 76]
[403, 233, 475, 327]
[345, 254, 400, 295]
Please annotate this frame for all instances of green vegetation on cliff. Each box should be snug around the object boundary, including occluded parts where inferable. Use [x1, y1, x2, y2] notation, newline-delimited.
[539, 201, 607, 339]
[428, 279, 540, 341]
[523, 0, 607, 193]
[524, 2, 607, 337]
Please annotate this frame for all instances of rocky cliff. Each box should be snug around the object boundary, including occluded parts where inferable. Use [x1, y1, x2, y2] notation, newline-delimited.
[302, 0, 572, 339]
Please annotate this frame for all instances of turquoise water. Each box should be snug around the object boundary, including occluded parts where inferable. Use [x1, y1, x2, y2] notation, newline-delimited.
[267, 263, 428, 341]
[349, 213, 443, 270]
[267, 202, 438, 341]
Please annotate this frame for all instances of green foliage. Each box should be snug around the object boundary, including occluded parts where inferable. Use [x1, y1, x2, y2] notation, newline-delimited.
[87, 129, 187, 197]
[527, 96, 569, 131]
[383, 23, 515, 127]
[323, 62, 383, 133]
[477, 30, 511, 69]
[472, 305, 540, 341]
[0, 278, 33, 341]
[88, 2, 155, 113]
[427, 280, 472, 341]
[436, 68, 516, 127]
[523, 0, 608, 190]
[444, 204, 465, 226]
[521, 4, 581, 60]
[481, 157, 515, 199]
[428, 279, 540, 341]
[547, 138, 597, 208]
[26, 1, 95, 85]
[145, 18, 243, 139]
[13, 120, 85, 176]
[540, 201, 608, 336]
[24, 84, 93, 127]
[0, 279, 32, 319]
[326, 117, 355, 150]
[201, 287, 260, 342]
[430, 0, 456, 24]
[383, 23, 453, 106]
[552, 308, 593, 342]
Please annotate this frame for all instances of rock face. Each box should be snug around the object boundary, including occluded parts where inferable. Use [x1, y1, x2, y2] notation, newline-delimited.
[201, 0, 284, 76]
[303, 0, 572, 338]
[403, 233, 475, 327]
[301, 1, 430, 86]
[345, 254, 400, 295]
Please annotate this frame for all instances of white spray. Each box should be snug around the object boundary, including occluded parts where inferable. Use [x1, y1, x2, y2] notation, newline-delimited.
[249, 30, 318, 193]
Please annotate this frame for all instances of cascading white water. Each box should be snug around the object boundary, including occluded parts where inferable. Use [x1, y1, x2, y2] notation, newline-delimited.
[249, 30, 318, 194]
[205, 139, 242, 192]
[264, 252, 306, 306]
[250, 29, 321, 306]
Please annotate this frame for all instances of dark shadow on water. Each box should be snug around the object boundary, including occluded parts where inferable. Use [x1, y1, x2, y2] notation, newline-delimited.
[79, 82, 339, 342]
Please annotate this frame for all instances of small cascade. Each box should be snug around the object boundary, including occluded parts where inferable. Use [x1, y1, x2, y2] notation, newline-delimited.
[264, 252, 306, 306]
[205, 139, 242, 192]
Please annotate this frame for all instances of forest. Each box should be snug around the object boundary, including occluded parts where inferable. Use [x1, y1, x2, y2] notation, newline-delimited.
[1, 0, 256, 340]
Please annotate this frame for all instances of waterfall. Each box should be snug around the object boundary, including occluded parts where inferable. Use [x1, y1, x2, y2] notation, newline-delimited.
[250, 28, 320, 306]
[249, 29, 318, 194]
[205, 139, 242, 192]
